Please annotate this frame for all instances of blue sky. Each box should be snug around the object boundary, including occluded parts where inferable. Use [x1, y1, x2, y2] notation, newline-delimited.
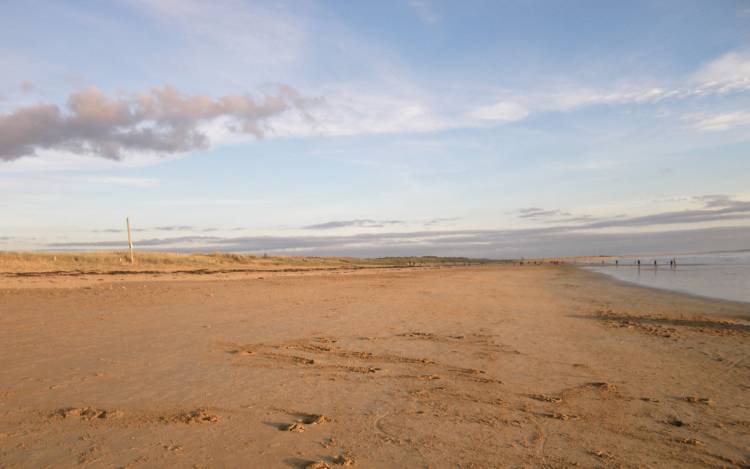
[1, 0, 749, 257]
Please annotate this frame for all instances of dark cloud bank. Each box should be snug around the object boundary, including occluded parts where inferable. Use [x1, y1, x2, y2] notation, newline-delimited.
[47, 196, 750, 257]
[46, 225, 750, 258]
[516, 195, 750, 228]
[0, 85, 308, 161]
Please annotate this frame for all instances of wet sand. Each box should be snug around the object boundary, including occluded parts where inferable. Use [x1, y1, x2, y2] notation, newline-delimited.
[0, 264, 749, 468]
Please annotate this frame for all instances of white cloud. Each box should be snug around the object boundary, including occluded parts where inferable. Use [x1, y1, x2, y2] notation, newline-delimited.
[468, 49, 750, 124]
[692, 49, 750, 93]
[466, 101, 530, 122]
[691, 111, 750, 132]
[268, 86, 451, 136]
[547, 87, 681, 110]
[467, 84, 694, 124]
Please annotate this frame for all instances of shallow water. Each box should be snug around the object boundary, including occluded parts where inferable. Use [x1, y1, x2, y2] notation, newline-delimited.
[585, 251, 750, 304]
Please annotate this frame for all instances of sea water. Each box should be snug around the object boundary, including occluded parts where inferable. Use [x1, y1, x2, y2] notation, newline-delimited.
[584, 250, 750, 304]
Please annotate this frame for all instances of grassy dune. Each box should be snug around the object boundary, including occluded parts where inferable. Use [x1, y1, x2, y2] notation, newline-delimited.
[0, 251, 500, 273]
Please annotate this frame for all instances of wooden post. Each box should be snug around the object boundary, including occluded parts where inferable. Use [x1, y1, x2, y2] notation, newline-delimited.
[126, 217, 134, 264]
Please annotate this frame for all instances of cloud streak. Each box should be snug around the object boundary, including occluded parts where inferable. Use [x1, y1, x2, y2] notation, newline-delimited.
[0, 85, 308, 161]
[470, 49, 750, 125]
[691, 49, 750, 94]
[691, 111, 750, 132]
[94, 225, 224, 233]
[46, 225, 750, 259]
[48, 196, 750, 256]
[304, 219, 405, 230]
[517, 208, 598, 224]
[519, 196, 750, 230]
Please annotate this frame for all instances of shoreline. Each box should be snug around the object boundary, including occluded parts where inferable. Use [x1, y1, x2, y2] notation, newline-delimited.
[574, 265, 750, 318]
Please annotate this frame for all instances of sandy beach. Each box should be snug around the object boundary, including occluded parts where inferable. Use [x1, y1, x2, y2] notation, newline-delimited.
[1, 260, 749, 468]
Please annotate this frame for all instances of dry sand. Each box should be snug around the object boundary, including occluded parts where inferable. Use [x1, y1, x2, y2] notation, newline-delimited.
[0, 262, 749, 468]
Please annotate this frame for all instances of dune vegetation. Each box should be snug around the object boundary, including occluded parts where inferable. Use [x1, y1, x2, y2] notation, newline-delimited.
[0, 251, 501, 273]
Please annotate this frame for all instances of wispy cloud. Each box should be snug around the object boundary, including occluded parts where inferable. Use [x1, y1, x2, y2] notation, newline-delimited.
[47, 225, 750, 258]
[75, 176, 160, 187]
[467, 85, 695, 125]
[690, 111, 750, 132]
[408, 0, 440, 24]
[273, 87, 448, 137]
[691, 49, 750, 94]
[518, 207, 567, 219]
[268, 49, 750, 136]
[517, 208, 598, 224]
[0, 174, 159, 189]
[469, 49, 750, 125]
[693, 194, 748, 208]
[466, 101, 530, 122]
[94, 225, 223, 233]
[424, 217, 460, 226]
[304, 219, 405, 230]
[584, 204, 750, 229]
[129, 0, 306, 74]
[519, 196, 750, 230]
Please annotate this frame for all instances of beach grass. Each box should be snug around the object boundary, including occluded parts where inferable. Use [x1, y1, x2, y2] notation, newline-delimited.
[0, 251, 501, 273]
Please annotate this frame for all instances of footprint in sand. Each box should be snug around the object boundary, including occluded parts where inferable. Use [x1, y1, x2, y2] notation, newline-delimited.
[304, 461, 331, 469]
[302, 414, 331, 425]
[666, 417, 687, 427]
[282, 422, 306, 432]
[228, 349, 256, 356]
[291, 356, 316, 365]
[313, 337, 338, 344]
[587, 382, 617, 391]
[51, 407, 123, 421]
[684, 396, 714, 405]
[417, 374, 441, 381]
[397, 331, 436, 340]
[541, 412, 579, 421]
[333, 454, 355, 466]
[171, 409, 219, 424]
[282, 414, 331, 432]
[528, 394, 563, 404]
[589, 449, 615, 460]
[675, 437, 704, 446]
